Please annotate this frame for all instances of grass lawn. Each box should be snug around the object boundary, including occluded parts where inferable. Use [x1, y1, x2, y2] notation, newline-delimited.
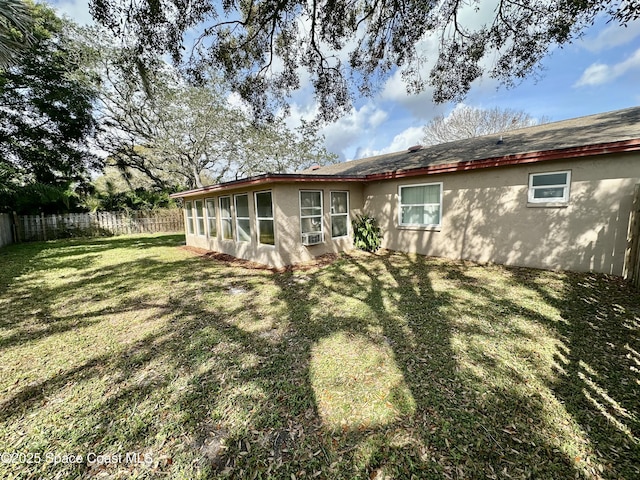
[0, 234, 639, 479]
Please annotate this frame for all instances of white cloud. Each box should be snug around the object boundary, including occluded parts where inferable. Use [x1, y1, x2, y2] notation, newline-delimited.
[320, 104, 389, 158]
[355, 126, 424, 159]
[226, 92, 253, 115]
[283, 102, 318, 130]
[580, 20, 640, 53]
[574, 48, 640, 86]
[51, 0, 95, 26]
[368, 109, 388, 129]
[573, 63, 610, 87]
[282, 101, 390, 160]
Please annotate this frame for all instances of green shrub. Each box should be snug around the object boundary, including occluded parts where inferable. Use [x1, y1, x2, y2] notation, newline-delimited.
[352, 214, 382, 252]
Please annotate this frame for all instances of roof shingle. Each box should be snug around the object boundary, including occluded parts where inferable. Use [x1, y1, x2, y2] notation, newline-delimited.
[301, 106, 640, 176]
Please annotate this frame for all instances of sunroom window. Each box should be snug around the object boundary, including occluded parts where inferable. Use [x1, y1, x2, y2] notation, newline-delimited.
[195, 200, 205, 236]
[185, 201, 194, 235]
[219, 196, 233, 240]
[255, 191, 275, 245]
[234, 194, 251, 242]
[206, 198, 217, 237]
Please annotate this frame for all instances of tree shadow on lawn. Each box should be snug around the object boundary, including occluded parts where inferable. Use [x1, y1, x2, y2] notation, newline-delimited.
[0, 236, 302, 478]
[262, 251, 640, 479]
[421, 260, 640, 479]
[0, 235, 188, 341]
[1, 239, 639, 479]
[0, 234, 185, 292]
[508, 268, 640, 478]
[284, 252, 595, 479]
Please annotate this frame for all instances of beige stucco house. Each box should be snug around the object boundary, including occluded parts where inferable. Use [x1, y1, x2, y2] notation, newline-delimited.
[171, 107, 640, 276]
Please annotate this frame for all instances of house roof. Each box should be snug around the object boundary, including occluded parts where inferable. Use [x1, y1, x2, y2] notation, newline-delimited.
[171, 106, 640, 198]
[301, 106, 640, 177]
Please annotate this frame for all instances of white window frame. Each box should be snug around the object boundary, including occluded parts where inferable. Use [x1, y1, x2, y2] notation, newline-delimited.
[234, 193, 251, 243]
[398, 182, 443, 228]
[185, 201, 194, 235]
[219, 196, 233, 240]
[299, 190, 324, 237]
[194, 200, 206, 236]
[528, 170, 571, 204]
[330, 191, 349, 238]
[255, 190, 275, 246]
[205, 198, 217, 238]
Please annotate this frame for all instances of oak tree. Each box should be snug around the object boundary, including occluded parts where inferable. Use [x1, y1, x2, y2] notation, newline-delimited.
[78, 26, 337, 190]
[88, 0, 639, 122]
[0, 3, 98, 212]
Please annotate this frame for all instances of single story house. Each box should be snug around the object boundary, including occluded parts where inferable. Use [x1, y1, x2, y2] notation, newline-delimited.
[170, 106, 640, 276]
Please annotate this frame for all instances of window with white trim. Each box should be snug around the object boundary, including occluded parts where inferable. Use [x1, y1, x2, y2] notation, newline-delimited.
[528, 171, 571, 204]
[234, 194, 251, 242]
[185, 201, 194, 235]
[195, 200, 205, 236]
[300, 191, 323, 235]
[206, 198, 217, 237]
[255, 191, 275, 245]
[330, 191, 349, 238]
[219, 196, 233, 240]
[399, 183, 442, 227]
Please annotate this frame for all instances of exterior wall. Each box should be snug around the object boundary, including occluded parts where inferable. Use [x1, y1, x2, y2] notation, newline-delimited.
[363, 153, 640, 276]
[183, 182, 364, 268]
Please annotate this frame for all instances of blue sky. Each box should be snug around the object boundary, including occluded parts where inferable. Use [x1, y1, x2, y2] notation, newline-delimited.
[51, 0, 640, 162]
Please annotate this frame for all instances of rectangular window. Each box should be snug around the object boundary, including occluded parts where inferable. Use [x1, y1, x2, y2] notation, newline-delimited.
[234, 194, 251, 242]
[185, 201, 194, 235]
[206, 198, 217, 238]
[399, 183, 442, 227]
[330, 191, 349, 238]
[219, 196, 233, 240]
[255, 191, 275, 245]
[300, 190, 323, 235]
[528, 171, 571, 203]
[195, 200, 205, 236]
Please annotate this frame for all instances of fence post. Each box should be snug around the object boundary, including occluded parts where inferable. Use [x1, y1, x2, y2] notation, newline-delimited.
[624, 184, 640, 287]
[41, 212, 47, 241]
[12, 211, 21, 243]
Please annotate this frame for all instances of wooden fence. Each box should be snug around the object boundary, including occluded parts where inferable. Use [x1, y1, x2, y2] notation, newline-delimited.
[13, 209, 184, 242]
[0, 213, 13, 247]
[625, 184, 640, 289]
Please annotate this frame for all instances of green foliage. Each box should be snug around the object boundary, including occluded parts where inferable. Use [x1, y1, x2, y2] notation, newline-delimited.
[352, 214, 382, 253]
[82, 166, 181, 212]
[89, 0, 638, 121]
[236, 118, 339, 178]
[84, 187, 178, 212]
[0, 0, 34, 68]
[0, 180, 88, 215]
[11, 183, 80, 214]
[0, 2, 98, 212]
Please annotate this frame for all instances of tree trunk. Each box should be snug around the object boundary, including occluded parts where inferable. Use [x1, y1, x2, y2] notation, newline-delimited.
[193, 164, 203, 189]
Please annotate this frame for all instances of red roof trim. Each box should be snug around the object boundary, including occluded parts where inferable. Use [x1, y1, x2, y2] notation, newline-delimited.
[364, 139, 640, 181]
[170, 174, 366, 198]
[170, 139, 640, 198]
